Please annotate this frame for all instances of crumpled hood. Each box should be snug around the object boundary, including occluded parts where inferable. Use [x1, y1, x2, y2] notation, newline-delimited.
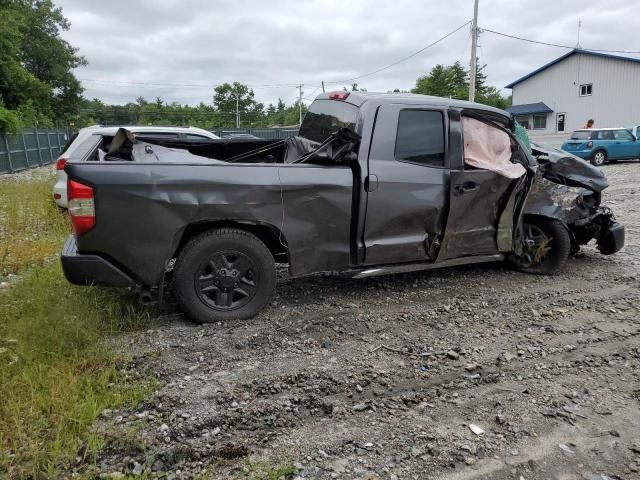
[531, 143, 609, 192]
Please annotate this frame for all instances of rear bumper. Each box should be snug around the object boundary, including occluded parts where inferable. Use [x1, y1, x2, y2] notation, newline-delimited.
[61, 235, 137, 287]
[53, 180, 67, 207]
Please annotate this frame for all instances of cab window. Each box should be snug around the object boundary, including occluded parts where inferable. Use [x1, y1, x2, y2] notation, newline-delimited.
[395, 110, 445, 167]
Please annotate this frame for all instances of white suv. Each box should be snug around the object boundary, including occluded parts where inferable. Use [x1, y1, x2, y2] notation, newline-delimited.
[53, 125, 220, 207]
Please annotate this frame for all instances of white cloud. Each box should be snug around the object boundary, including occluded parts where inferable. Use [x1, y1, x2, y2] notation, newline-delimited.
[56, 0, 639, 106]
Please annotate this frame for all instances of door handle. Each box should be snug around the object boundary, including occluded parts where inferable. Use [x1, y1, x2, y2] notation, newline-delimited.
[454, 181, 478, 195]
[365, 174, 378, 192]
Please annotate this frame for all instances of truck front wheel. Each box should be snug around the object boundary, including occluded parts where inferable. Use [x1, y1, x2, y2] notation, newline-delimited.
[174, 228, 276, 323]
[509, 217, 571, 275]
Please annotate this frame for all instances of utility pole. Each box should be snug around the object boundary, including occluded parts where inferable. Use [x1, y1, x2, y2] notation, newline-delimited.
[235, 92, 240, 128]
[468, 0, 479, 102]
[576, 19, 582, 48]
[321, 81, 325, 93]
[297, 84, 304, 126]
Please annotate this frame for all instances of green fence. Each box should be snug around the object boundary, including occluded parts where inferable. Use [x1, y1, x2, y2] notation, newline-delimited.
[0, 128, 70, 174]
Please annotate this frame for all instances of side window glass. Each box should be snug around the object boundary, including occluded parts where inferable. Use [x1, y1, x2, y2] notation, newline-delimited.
[614, 130, 633, 141]
[601, 131, 615, 140]
[395, 110, 445, 167]
[136, 132, 179, 139]
[184, 134, 212, 140]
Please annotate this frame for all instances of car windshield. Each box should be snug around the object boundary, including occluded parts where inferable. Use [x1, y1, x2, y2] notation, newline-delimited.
[570, 131, 593, 140]
[299, 99, 359, 144]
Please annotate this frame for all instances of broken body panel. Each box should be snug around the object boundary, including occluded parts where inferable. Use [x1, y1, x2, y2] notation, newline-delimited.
[62, 92, 623, 291]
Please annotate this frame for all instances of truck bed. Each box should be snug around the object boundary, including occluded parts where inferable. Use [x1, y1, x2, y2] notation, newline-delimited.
[65, 160, 355, 285]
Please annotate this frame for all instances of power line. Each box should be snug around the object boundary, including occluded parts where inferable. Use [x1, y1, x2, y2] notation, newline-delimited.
[302, 85, 321, 100]
[79, 78, 300, 89]
[481, 27, 640, 54]
[78, 21, 471, 98]
[323, 20, 471, 84]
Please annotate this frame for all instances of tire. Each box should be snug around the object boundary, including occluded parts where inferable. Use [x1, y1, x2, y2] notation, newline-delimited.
[511, 217, 571, 275]
[591, 149, 607, 166]
[174, 228, 276, 323]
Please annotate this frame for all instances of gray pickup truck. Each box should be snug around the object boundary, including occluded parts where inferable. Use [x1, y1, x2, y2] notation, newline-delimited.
[62, 92, 624, 323]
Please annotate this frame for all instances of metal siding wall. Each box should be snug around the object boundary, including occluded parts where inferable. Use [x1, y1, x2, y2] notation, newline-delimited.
[511, 54, 640, 133]
[0, 128, 68, 174]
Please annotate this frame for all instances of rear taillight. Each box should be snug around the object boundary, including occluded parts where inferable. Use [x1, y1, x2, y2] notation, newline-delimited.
[328, 91, 350, 101]
[67, 179, 95, 236]
[56, 158, 68, 170]
[586, 141, 593, 149]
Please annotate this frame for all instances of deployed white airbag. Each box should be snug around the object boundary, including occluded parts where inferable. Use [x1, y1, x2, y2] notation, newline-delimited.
[462, 116, 526, 179]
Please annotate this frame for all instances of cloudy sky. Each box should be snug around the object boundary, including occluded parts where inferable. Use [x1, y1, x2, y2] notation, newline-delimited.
[56, 0, 639, 107]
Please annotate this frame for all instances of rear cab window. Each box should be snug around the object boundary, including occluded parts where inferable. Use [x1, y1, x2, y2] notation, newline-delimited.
[395, 110, 445, 167]
[299, 100, 359, 144]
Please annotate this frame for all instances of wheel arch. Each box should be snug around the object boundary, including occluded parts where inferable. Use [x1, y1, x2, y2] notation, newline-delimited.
[521, 213, 577, 251]
[171, 220, 289, 264]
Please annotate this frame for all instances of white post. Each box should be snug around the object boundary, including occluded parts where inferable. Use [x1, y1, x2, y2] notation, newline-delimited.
[469, 0, 479, 102]
[298, 84, 304, 126]
[235, 93, 240, 129]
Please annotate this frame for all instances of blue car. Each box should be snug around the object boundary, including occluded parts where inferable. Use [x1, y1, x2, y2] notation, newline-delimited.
[561, 127, 640, 166]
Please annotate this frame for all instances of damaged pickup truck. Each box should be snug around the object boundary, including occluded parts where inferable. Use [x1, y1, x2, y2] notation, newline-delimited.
[61, 92, 624, 323]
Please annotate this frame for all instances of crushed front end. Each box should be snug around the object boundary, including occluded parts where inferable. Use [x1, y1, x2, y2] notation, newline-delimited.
[524, 144, 624, 256]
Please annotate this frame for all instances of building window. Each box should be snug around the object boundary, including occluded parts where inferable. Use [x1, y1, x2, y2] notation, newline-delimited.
[533, 114, 547, 129]
[515, 115, 530, 130]
[579, 84, 593, 96]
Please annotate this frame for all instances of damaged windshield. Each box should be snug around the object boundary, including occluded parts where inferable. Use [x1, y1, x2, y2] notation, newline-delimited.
[299, 100, 358, 144]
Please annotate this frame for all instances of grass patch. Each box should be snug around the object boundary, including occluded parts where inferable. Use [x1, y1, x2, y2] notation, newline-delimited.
[245, 459, 297, 480]
[0, 175, 69, 277]
[0, 172, 158, 478]
[0, 265, 157, 478]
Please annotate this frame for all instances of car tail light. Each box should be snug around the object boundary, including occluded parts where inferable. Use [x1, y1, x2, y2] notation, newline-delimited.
[56, 158, 68, 170]
[67, 179, 95, 236]
[328, 91, 350, 101]
[586, 141, 593, 149]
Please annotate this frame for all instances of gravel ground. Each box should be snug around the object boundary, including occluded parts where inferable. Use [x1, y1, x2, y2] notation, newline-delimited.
[75, 161, 639, 480]
[0, 165, 55, 183]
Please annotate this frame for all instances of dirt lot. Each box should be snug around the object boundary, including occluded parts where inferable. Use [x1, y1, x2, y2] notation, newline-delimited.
[82, 161, 639, 480]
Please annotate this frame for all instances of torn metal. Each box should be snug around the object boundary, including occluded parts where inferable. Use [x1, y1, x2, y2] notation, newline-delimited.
[523, 143, 623, 256]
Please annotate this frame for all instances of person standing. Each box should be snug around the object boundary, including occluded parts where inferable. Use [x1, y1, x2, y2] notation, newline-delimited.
[583, 119, 595, 129]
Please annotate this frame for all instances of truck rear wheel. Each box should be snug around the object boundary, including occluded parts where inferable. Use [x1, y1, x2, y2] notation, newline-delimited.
[510, 217, 571, 275]
[174, 228, 276, 323]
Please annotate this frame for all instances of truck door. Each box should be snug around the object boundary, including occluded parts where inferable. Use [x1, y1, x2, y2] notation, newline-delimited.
[435, 113, 519, 261]
[363, 105, 449, 265]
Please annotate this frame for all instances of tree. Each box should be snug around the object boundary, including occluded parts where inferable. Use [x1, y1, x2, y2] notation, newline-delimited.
[212, 82, 264, 128]
[476, 87, 511, 109]
[0, 0, 86, 130]
[411, 60, 509, 108]
[412, 63, 468, 99]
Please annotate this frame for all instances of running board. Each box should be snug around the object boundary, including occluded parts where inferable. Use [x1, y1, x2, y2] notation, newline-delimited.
[352, 254, 505, 279]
